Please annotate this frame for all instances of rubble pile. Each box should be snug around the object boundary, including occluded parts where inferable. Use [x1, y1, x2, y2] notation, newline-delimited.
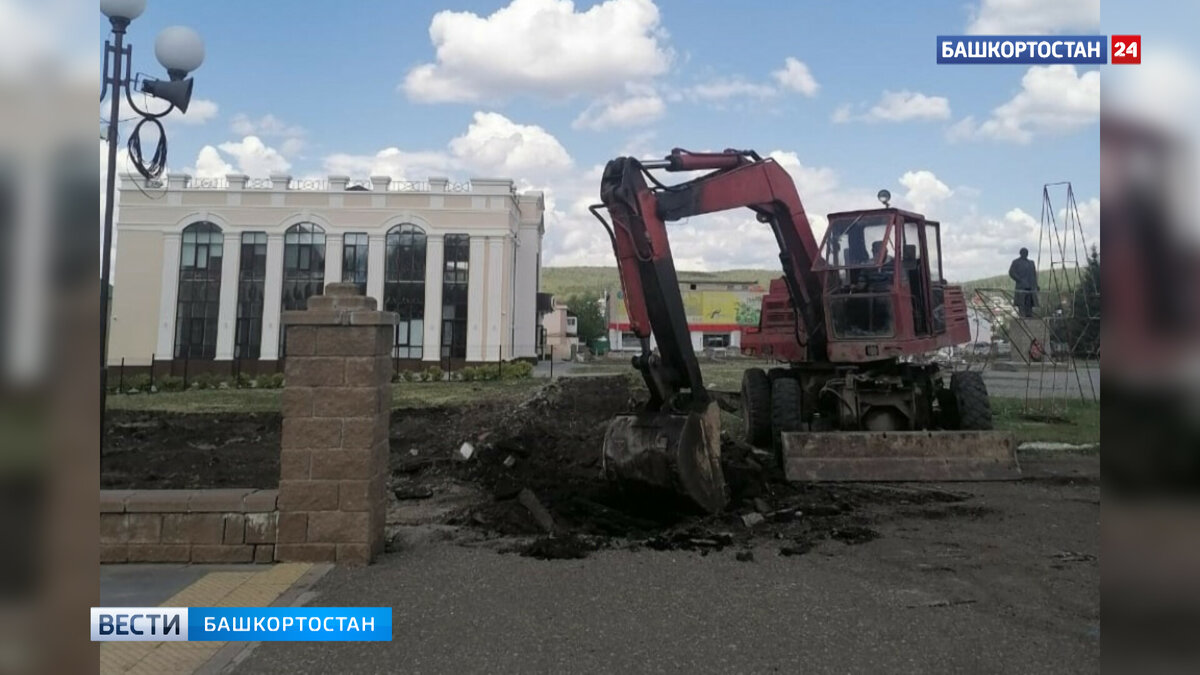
[388, 376, 970, 559]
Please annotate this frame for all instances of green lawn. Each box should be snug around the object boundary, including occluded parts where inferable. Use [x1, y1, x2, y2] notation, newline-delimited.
[574, 359, 1099, 446]
[107, 363, 1098, 448]
[106, 379, 545, 414]
[990, 397, 1100, 446]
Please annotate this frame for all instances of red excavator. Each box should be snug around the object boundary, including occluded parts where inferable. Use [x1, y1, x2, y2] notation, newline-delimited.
[591, 148, 1018, 512]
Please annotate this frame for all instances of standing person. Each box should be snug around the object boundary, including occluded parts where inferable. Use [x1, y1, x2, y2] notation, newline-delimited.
[1009, 247, 1038, 318]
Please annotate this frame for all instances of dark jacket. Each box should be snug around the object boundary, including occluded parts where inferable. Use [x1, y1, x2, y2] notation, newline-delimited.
[1009, 257, 1038, 290]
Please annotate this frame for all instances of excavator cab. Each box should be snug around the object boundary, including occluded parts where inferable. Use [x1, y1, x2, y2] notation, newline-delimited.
[817, 209, 967, 361]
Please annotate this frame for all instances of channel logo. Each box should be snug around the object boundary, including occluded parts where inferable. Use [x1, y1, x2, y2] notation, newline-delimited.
[91, 607, 393, 642]
[937, 35, 1110, 64]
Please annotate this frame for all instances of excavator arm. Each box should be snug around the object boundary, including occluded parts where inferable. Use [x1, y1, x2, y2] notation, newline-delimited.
[593, 148, 827, 411]
[591, 148, 829, 513]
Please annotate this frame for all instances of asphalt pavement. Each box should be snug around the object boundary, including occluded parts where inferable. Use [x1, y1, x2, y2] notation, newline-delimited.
[234, 457, 1100, 674]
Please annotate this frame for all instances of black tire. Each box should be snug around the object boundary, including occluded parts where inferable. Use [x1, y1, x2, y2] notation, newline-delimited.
[770, 377, 803, 454]
[949, 371, 993, 430]
[741, 368, 772, 448]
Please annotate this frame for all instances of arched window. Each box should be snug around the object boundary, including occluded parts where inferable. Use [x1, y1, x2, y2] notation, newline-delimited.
[280, 222, 326, 357]
[385, 224, 426, 358]
[174, 221, 223, 359]
[282, 222, 326, 311]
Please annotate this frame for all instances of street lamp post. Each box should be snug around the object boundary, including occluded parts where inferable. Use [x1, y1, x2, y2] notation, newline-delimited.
[100, 0, 204, 441]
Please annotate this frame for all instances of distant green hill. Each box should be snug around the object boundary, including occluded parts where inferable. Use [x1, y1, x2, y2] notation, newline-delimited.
[957, 268, 1081, 299]
[540, 266, 779, 299]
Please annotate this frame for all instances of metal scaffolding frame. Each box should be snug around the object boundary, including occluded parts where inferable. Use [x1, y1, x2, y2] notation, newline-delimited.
[970, 182, 1099, 417]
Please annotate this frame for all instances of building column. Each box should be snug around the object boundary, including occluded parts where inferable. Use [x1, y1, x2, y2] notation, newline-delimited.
[486, 238, 505, 360]
[466, 237, 487, 361]
[421, 234, 444, 361]
[512, 225, 540, 358]
[155, 233, 182, 359]
[214, 231, 242, 360]
[324, 233, 343, 286]
[366, 234, 385, 307]
[259, 233, 285, 360]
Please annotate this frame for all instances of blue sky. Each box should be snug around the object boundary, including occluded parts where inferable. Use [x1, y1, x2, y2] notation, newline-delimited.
[103, 0, 1103, 280]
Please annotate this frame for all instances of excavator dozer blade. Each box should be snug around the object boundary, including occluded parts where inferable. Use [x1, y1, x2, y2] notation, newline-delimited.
[601, 401, 728, 513]
[781, 431, 1021, 482]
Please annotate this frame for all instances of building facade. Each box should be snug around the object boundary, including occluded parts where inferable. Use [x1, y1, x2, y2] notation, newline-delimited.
[539, 298, 579, 360]
[109, 173, 544, 371]
[607, 277, 767, 353]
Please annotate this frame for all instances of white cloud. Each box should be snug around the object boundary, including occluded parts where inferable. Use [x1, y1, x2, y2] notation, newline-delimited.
[230, 113, 307, 155]
[683, 79, 777, 102]
[192, 146, 235, 178]
[323, 148, 456, 182]
[167, 98, 219, 125]
[834, 90, 951, 123]
[948, 65, 1098, 143]
[212, 136, 292, 176]
[899, 170, 953, 213]
[966, 0, 1099, 35]
[401, 0, 671, 103]
[230, 113, 304, 138]
[831, 104, 853, 124]
[772, 57, 819, 97]
[448, 112, 573, 177]
[573, 89, 665, 130]
[321, 111, 571, 186]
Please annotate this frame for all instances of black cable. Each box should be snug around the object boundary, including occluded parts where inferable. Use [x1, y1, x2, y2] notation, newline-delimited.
[127, 115, 168, 181]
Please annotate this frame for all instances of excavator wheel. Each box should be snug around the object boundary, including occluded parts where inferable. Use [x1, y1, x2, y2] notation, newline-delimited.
[949, 371, 994, 430]
[741, 368, 772, 448]
[770, 377, 803, 456]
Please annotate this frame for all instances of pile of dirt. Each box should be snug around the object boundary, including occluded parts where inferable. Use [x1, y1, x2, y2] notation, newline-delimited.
[104, 376, 989, 561]
[391, 376, 977, 559]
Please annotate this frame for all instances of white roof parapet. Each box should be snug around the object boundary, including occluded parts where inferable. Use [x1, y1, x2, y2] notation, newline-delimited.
[269, 173, 292, 190]
[470, 177, 514, 195]
[429, 177, 449, 192]
[166, 173, 190, 191]
[369, 175, 391, 192]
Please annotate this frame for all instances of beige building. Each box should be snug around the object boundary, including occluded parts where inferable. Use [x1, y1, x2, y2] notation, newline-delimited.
[539, 298, 578, 359]
[109, 173, 545, 371]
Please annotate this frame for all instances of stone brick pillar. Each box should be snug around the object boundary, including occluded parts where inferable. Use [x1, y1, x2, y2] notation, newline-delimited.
[276, 283, 395, 565]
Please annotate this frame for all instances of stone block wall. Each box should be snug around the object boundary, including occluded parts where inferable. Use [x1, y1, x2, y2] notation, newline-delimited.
[99, 489, 278, 563]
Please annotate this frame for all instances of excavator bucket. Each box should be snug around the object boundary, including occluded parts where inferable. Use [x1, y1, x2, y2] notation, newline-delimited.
[780, 430, 1021, 482]
[601, 401, 728, 513]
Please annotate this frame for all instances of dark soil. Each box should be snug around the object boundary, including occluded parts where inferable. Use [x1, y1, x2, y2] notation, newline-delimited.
[102, 411, 281, 489]
[390, 377, 986, 559]
[103, 376, 1000, 560]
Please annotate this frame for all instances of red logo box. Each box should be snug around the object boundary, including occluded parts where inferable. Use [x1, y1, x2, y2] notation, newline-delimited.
[1112, 35, 1141, 64]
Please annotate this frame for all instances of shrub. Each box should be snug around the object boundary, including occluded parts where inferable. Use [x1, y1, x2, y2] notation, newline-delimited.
[235, 372, 254, 388]
[122, 374, 151, 393]
[501, 361, 533, 380]
[191, 373, 225, 390]
[251, 373, 284, 389]
[459, 367, 478, 382]
[424, 366, 444, 382]
[158, 375, 185, 392]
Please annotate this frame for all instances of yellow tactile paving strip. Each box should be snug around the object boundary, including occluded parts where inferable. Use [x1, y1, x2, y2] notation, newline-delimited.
[100, 563, 311, 675]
